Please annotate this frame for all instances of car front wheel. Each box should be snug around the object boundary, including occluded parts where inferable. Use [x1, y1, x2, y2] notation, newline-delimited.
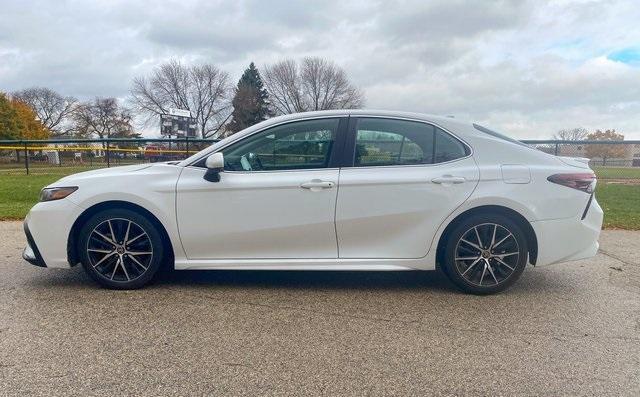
[78, 208, 165, 289]
[442, 213, 529, 294]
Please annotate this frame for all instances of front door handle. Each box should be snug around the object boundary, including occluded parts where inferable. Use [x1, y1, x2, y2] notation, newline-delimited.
[300, 180, 335, 190]
[432, 175, 466, 185]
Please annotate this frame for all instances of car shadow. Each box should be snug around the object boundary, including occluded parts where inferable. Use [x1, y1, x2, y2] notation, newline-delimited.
[23, 264, 569, 296]
[154, 268, 458, 293]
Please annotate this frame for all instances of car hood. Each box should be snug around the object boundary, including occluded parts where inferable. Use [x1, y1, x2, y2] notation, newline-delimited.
[49, 163, 156, 187]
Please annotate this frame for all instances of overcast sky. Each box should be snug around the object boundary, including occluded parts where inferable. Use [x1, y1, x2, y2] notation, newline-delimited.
[1, 0, 639, 138]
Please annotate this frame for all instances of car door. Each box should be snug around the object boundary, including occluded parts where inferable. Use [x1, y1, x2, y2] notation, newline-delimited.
[176, 117, 347, 260]
[335, 117, 479, 259]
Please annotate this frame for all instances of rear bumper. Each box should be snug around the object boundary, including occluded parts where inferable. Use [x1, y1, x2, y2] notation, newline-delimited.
[532, 198, 603, 266]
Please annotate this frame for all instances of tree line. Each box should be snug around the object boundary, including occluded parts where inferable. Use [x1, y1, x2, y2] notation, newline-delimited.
[0, 57, 364, 141]
[553, 127, 627, 161]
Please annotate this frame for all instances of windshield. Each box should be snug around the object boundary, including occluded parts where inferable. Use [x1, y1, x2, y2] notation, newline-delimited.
[177, 118, 282, 166]
[177, 139, 226, 166]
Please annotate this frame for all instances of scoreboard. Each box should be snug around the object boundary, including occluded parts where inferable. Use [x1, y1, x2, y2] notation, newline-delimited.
[160, 108, 197, 137]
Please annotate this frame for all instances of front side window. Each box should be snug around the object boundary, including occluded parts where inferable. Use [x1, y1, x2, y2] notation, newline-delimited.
[222, 118, 339, 171]
[354, 118, 468, 167]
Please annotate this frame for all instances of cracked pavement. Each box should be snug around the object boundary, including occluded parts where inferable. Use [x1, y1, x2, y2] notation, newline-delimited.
[0, 221, 639, 396]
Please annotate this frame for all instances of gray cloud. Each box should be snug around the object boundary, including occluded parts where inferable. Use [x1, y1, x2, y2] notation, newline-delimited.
[0, 0, 639, 138]
[378, 0, 530, 41]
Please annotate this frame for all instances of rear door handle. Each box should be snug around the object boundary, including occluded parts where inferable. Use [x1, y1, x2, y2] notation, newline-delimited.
[300, 180, 335, 190]
[432, 175, 466, 184]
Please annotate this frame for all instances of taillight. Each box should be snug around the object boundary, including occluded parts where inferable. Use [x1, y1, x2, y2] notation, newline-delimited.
[547, 173, 596, 193]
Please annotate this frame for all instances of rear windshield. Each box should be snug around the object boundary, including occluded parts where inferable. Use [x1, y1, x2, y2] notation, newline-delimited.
[473, 124, 529, 148]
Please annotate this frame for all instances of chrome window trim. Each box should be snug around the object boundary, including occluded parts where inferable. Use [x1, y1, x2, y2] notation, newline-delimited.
[184, 167, 341, 175]
[185, 113, 474, 171]
[340, 155, 472, 170]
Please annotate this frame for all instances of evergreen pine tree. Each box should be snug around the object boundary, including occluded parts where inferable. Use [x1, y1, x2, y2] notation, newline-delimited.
[227, 62, 271, 133]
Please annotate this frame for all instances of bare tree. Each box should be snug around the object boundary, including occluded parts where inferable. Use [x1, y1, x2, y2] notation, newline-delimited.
[263, 57, 364, 115]
[553, 127, 589, 141]
[262, 59, 305, 114]
[11, 87, 77, 136]
[301, 57, 364, 111]
[73, 98, 136, 143]
[130, 60, 231, 138]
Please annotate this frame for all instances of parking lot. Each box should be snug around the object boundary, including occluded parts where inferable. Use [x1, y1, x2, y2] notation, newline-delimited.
[0, 221, 638, 396]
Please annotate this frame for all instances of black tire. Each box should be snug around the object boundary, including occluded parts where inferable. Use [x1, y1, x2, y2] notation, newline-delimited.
[441, 213, 528, 295]
[78, 208, 165, 289]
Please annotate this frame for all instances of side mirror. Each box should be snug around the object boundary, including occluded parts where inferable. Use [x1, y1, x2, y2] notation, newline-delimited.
[204, 152, 224, 182]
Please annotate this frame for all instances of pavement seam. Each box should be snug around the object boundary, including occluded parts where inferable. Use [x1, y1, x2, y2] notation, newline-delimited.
[599, 249, 640, 267]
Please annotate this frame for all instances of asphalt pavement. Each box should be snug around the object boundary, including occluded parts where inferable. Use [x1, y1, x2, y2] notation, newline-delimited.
[0, 221, 638, 396]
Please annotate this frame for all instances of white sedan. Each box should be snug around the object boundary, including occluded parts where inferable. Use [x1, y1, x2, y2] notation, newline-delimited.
[23, 110, 603, 294]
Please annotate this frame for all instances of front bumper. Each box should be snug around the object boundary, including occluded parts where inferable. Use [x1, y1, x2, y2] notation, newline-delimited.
[531, 197, 603, 266]
[23, 198, 83, 269]
[23, 221, 47, 267]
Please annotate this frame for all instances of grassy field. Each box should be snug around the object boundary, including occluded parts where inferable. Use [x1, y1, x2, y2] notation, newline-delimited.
[594, 183, 640, 229]
[0, 172, 69, 219]
[1, 167, 639, 229]
[592, 166, 640, 180]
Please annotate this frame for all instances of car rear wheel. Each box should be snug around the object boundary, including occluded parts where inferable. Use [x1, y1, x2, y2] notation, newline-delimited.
[78, 208, 164, 289]
[442, 213, 528, 294]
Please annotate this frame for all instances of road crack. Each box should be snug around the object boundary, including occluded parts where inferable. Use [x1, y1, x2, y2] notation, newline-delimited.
[599, 249, 640, 267]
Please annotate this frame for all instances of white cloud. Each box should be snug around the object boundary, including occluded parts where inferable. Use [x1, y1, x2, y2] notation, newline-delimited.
[0, 0, 639, 138]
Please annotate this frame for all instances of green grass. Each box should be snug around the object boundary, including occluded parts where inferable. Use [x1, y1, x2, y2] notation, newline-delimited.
[0, 171, 73, 219]
[595, 183, 640, 229]
[1, 168, 639, 229]
[592, 166, 640, 180]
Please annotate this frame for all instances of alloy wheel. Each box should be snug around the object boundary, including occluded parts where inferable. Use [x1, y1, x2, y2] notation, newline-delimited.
[86, 218, 154, 282]
[454, 222, 520, 287]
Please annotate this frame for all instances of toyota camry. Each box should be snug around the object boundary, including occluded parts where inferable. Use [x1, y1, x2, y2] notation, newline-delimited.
[23, 110, 603, 294]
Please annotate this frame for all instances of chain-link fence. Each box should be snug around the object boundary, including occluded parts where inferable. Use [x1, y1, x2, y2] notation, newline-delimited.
[0, 138, 217, 175]
[1, 138, 639, 182]
[522, 140, 640, 182]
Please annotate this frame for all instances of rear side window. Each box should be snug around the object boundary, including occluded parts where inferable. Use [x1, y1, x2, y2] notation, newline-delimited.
[353, 118, 468, 167]
[435, 130, 468, 163]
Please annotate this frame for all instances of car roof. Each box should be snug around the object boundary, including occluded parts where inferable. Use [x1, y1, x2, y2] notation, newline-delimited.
[266, 108, 468, 123]
[250, 109, 475, 135]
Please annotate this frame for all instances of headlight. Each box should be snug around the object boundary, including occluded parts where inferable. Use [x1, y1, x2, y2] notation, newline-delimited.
[39, 187, 78, 202]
